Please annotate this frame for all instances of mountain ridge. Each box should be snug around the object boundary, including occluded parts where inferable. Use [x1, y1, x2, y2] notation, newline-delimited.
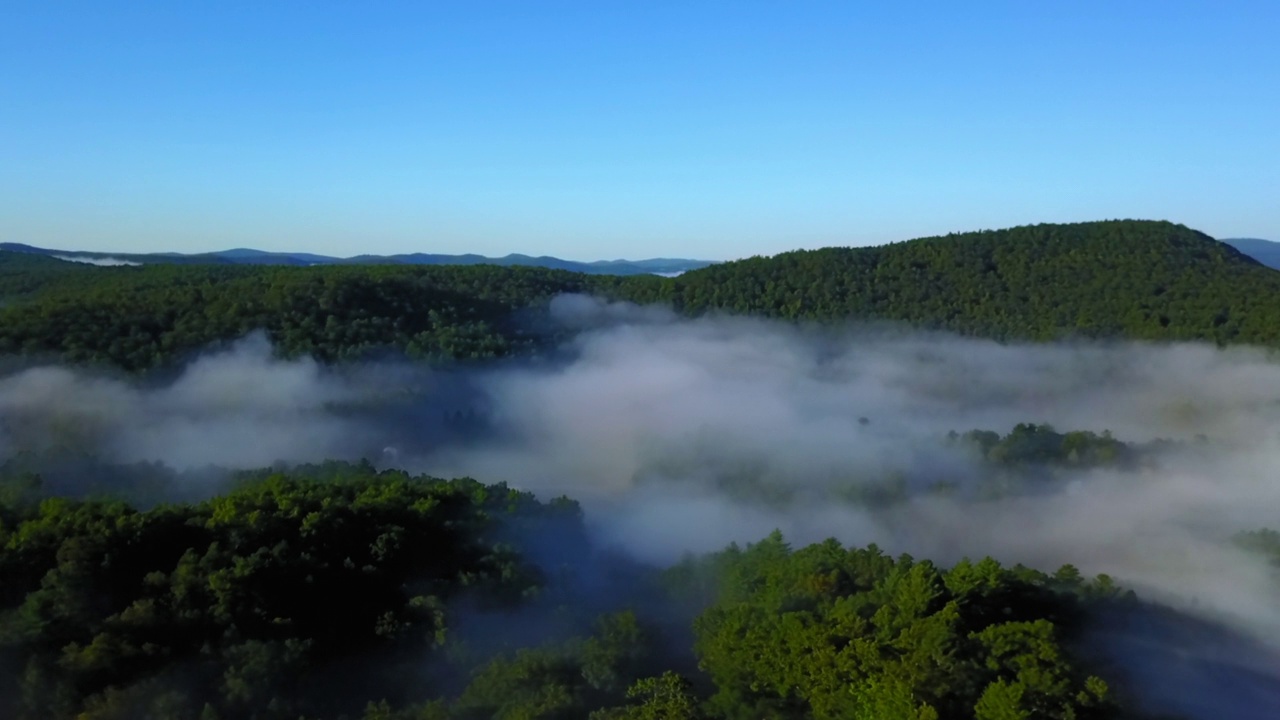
[1222, 237, 1280, 270]
[0, 242, 715, 276]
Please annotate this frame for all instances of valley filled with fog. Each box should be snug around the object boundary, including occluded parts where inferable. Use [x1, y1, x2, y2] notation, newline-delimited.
[4, 296, 1280, 717]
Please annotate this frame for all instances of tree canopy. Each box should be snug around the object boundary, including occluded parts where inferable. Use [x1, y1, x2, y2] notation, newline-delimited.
[0, 461, 1152, 720]
[4, 220, 1280, 372]
[642, 220, 1280, 344]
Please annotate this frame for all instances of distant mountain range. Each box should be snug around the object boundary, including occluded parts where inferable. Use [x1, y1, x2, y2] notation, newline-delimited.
[0, 242, 715, 276]
[1222, 238, 1280, 270]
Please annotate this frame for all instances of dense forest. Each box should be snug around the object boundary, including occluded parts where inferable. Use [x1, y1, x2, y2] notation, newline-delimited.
[0, 423, 1268, 719]
[0, 259, 597, 370]
[4, 220, 1280, 371]
[3, 220, 1280, 718]
[0, 453, 1173, 720]
[646, 221, 1280, 343]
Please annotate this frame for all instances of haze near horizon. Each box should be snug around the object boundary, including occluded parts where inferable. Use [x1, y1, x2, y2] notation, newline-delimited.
[2, 1, 1277, 260]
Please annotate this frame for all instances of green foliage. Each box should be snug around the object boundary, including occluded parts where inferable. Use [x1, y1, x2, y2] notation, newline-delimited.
[653, 220, 1280, 346]
[688, 535, 1124, 720]
[0, 219, 1241, 718]
[590, 672, 705, 720]
[0, 464, 570, 719]
[0, 458, 1162, 719]
[0, 262, 594, 371]
[404, 611, 664, 720]
[4, 220, 1280, 372]
[954, 424, 1147, 470]
[0, 252, 96, 303]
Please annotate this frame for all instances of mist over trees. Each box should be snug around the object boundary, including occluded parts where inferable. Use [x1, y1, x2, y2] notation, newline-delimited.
[2, 446, 1272, 719]
[0, 460, 1146, 719]
[3, 219, 1280, 717]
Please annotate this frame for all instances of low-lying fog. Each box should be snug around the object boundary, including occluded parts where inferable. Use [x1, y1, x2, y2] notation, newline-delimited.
[2, 294, 1279, 717]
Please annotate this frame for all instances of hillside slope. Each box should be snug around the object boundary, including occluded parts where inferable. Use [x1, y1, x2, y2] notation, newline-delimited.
[0, 262, 599, 370]
[1223, 238, 1280, 270]
[636, 219, 1280, 344]
[0, 251, 96, 302]
[2, 220, 1279, 371]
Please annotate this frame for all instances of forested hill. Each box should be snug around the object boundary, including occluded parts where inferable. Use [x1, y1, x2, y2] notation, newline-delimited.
[0, 249, 98, 302]
[3, 220, 1280, 371]
[0, 262, 600, 370]
[637, 220, 1280, 342]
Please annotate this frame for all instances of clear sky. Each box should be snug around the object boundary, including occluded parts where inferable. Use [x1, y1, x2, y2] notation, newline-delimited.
[2, 1, 1277, 261]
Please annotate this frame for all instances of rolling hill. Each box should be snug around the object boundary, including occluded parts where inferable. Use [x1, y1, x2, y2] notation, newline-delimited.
[2, 219, 1279, 371]
[639, 220, 1280, 343]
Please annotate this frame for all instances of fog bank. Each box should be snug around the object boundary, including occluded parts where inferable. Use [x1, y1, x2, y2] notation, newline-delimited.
[3, 296, 1280, 716]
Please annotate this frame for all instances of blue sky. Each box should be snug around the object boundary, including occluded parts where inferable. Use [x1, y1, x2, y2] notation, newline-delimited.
[2, 1, 1277, 261]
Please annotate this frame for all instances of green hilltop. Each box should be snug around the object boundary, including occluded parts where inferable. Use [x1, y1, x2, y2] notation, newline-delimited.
[632, 219, 1280, 342]
[2, 219, 1278, 371]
